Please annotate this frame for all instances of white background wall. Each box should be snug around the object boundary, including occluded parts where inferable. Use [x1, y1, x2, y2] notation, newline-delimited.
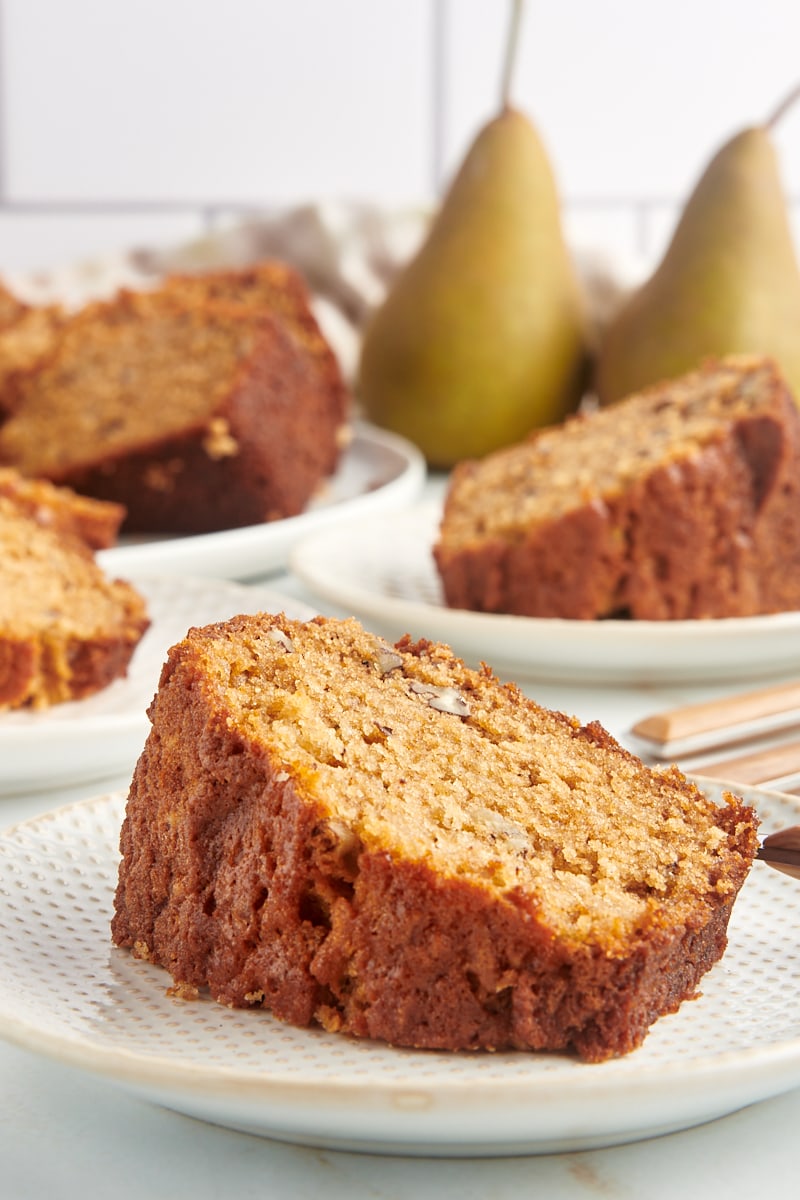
[2, 0, 800, 279]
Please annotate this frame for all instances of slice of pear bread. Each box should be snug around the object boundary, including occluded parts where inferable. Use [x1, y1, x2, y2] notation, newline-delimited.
[0, 467, 125, 549]
[0, 304, 65, 417]
[434, 355, 800, 620]
[0, 286, 349, 534]
[0, 494, 149, 709]
[158, 260, 347, 395]
[0, 280, 27, 330]
[111, 612, 757, 1062]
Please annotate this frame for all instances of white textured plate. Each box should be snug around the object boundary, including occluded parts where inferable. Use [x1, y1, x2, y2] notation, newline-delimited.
[0, 578, 314, 795]
[97, 422, 425, 582]
[290, 503, 800, 686]
[0, 782, 799, 1156]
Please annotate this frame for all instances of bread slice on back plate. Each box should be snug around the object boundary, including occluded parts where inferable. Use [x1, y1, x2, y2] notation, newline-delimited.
[435, 355, 800, 619]
[0, 287, 349, 534]
[159, 259, 347, 400]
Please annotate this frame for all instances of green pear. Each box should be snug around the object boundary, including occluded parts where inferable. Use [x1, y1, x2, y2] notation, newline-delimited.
[357, 106, 591, 467]
[595, 88, 800, 405]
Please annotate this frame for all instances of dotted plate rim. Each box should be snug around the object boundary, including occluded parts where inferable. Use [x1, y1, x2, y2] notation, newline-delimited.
[0, 784, 799, 1155]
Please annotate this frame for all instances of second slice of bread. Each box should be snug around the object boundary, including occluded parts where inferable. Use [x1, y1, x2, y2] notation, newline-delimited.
[435, 355, 800, 620]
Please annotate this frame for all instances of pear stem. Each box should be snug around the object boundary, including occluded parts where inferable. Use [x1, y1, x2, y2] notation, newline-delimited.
[499, 0, 526, 110]
[765, 81, 800, 130]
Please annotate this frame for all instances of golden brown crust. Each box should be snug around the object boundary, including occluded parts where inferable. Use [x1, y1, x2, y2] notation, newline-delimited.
[0, 281, 29, 331]
[112, 613, 758, 1061]
[0, 467, 125, 549]
[0, 268, 350, 534]
[434, 356, 800, 619]
[0, 497, 149, 709]
[160, 261, 345, 385]
[0, 304, 66, 417]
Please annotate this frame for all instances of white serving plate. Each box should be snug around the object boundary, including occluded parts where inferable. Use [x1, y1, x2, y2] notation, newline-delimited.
[0, 782, 798, 1156]
[0, 577, 314, 794]
[98, 422, 425, 582]
[290, 503, 800, 686]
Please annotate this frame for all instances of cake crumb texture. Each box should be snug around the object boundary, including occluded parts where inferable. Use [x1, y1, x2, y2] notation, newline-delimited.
[0, 486, 149, 709]
[0, 466, 125, 549]
[435, 355, 800, 619]
[112, 613, 758, 1061]
[0, 262, 350, 534]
